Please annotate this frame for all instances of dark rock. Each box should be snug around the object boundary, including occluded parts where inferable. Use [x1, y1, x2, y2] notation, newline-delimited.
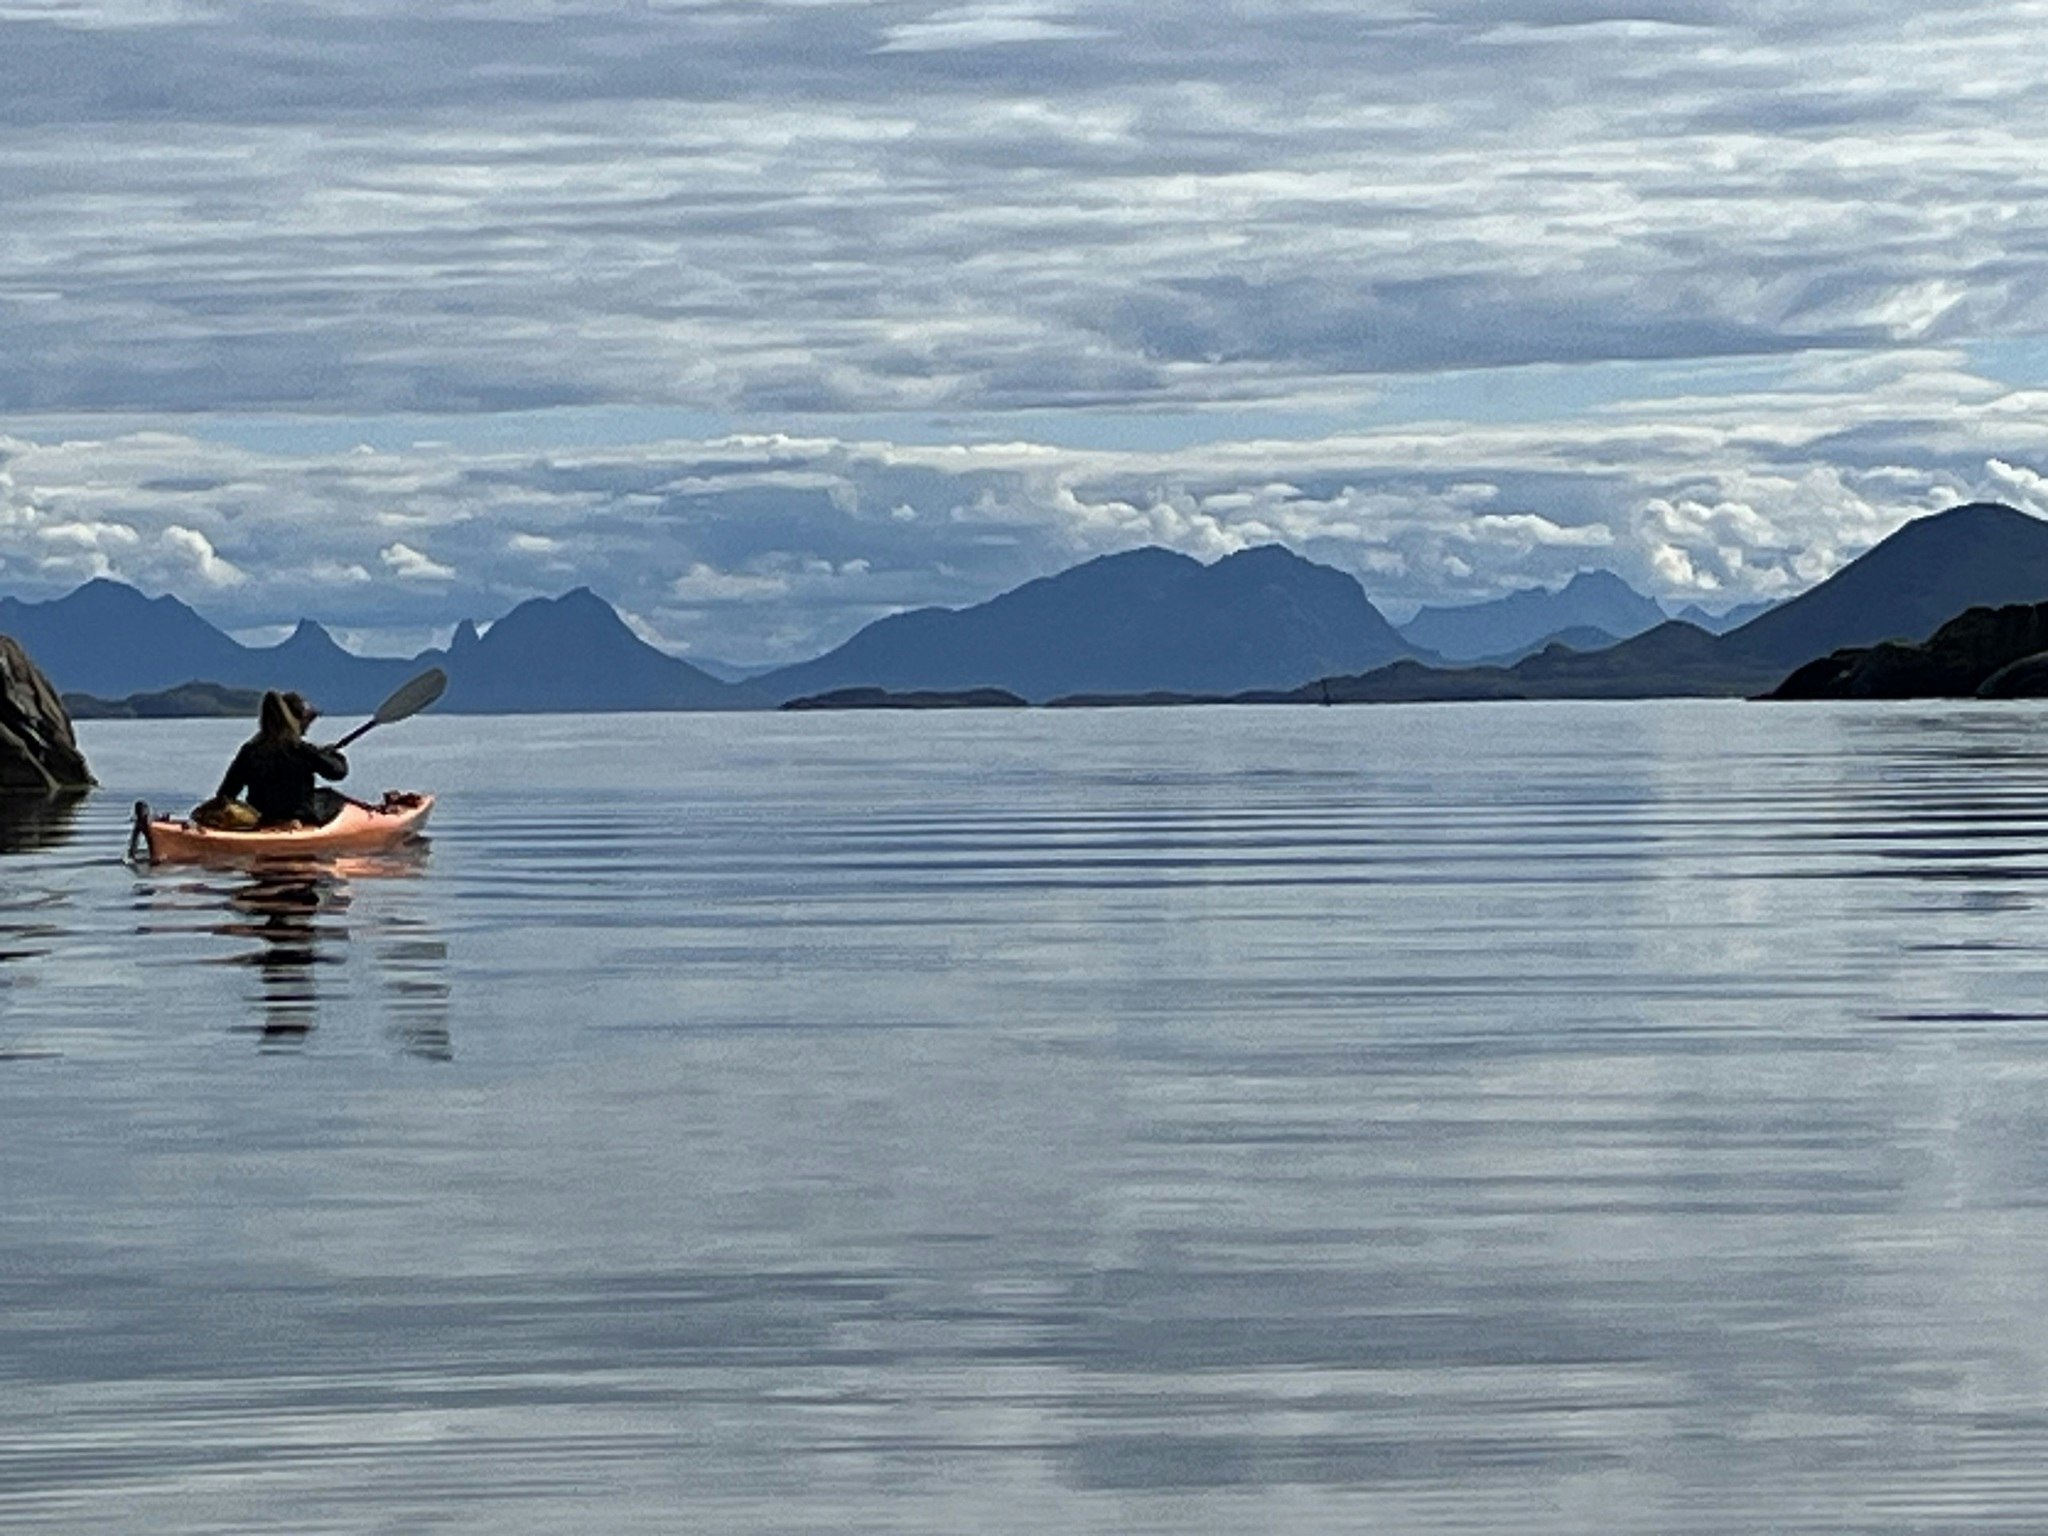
[1977, 649, 2048, 698]
[1769, 650, 1862, 700]
[1765, 600, 2048, 699]
[0, 635, 94, 792]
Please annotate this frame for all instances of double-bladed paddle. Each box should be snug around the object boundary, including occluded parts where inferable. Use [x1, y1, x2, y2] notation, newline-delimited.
[330, 667, 448, 751]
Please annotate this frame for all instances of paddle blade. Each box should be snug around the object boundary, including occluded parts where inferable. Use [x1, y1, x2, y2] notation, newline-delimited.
[332, 668, 449, 750]
[374, 667, 448, 726]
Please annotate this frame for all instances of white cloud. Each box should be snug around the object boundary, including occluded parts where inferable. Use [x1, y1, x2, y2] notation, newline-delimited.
[0, 339, 2025, 659]
[160, 524, 245, 586]
[1467, 513, 1615, 549]
[36, 519, 138, 550]
[380, 541, 455, 581]
[670, 563, 795, 603]
[1986, 457, 2048, 515]
[877, 2, 1111, 53]
[2, 1, 2048, 420]
[12, 0, 2048, 672]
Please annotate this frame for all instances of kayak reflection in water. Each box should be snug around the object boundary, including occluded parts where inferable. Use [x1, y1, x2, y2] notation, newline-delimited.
[219, 856, 447, 1055]
[208, 689, 349, 828]
[225, 863, 334, 1048]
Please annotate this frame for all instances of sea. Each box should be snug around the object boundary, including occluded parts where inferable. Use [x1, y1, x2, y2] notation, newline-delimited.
[7, 701, 2048, 1533]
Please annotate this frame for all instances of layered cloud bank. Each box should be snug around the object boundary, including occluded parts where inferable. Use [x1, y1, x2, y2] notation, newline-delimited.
[6, 346, 2048, 662]
[5, 1, 2048, 656]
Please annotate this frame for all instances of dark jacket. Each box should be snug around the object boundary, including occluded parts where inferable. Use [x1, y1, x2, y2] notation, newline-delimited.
[217, 692, 349, 825]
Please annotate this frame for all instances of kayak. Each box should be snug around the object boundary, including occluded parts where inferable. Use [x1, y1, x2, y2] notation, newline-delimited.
[134, 792, 434, 864]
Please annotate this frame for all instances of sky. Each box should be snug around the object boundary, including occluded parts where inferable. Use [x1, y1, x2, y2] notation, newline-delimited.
[5, 0, 2048, 662]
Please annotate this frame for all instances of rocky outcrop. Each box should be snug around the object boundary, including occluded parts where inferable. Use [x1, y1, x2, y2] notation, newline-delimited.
[1768, 601, 2048, 700]
[1978, 650, 2048, 698]
[0, 635, 94, 792]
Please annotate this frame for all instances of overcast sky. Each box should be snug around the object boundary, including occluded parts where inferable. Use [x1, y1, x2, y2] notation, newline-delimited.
[4, 0, 2048, 660]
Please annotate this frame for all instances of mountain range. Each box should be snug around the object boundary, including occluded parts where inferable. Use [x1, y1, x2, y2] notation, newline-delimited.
[1398, 570, 1669, 662]
[1259, 501, 2048, 703]
[753, 544, 1419, 703]
[1672, 599, 1775, 636]
[1, 581, 752, 713]
[8, 500, 2048, 713]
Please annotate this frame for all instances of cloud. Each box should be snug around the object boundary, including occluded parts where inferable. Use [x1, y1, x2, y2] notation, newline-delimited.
[160, 524, 244, 586]
[0, 338, 2030, 661]
[380, 541, 455, 581]
[670, 563, 795, 604]
[35, 518, 138, 550]
[2, 1, 2047, 418]
[877, 2, 1113, 53]
[1467, 513, 1615, 549]
[4, 1, 2048, 656]
[1986, 457, 2048, 516]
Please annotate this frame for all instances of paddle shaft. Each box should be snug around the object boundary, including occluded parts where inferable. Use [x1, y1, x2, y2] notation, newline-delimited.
[331, 719, 378, 751]
[324, 667, 448, 753]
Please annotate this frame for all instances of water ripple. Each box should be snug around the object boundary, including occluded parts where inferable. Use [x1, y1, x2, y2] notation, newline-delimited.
[5, 703, 2048, 1531]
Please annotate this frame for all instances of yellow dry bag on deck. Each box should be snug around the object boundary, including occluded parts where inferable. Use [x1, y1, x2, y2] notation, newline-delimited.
[190, 796, 261, 831]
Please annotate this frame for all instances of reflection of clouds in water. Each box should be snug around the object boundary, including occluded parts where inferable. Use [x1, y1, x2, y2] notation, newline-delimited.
[0, 888, 65, 968]
[0, 804, 79, 1059]
[376, 919, 451, 1063]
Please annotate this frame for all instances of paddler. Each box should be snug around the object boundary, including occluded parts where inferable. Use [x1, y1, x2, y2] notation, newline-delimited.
[210, 689, 350, 827]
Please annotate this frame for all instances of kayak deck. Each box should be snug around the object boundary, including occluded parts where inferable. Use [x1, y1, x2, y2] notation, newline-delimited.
[137, 791, 434, 863]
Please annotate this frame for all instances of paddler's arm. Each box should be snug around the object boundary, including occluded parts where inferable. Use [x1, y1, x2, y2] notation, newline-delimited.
[215, 744, 252, 801]
[302, 741, 349, 781]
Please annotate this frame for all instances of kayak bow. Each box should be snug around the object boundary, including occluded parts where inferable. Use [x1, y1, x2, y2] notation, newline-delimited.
[133, 792, 434, 863]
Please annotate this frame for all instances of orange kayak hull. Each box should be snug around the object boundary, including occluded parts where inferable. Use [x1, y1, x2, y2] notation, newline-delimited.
[142, 793, 435, 863]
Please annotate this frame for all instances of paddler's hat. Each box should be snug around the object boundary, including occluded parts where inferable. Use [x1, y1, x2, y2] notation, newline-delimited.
[281, 691, 320, 728]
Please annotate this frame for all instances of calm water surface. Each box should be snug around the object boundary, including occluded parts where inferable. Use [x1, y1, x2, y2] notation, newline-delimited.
[8, 702, 2048, 1532]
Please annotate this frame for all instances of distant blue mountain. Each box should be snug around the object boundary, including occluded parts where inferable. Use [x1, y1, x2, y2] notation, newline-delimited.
[28, 504, 2037, 717]
[1398, 570, 1666, 662]
[754, 544, 1418, 703]
[1260, 501, 2048, 703]
[0, 579, 253, 697]
[424, 588, 754, 712]
[684, 653, 777, 684]
[1721, 502, 2048, 667]
[1670, 599, 1775, 635]
[2, 580, 756, 713]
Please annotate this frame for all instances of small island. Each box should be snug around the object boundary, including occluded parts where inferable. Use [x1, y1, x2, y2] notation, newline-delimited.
[780, 686, 1028, 711]
[64, 680, 266, 720]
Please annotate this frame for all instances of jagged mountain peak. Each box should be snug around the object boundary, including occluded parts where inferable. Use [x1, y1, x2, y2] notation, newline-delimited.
[4, 578, 750, 712]
[1400, 567, 1666, 663]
